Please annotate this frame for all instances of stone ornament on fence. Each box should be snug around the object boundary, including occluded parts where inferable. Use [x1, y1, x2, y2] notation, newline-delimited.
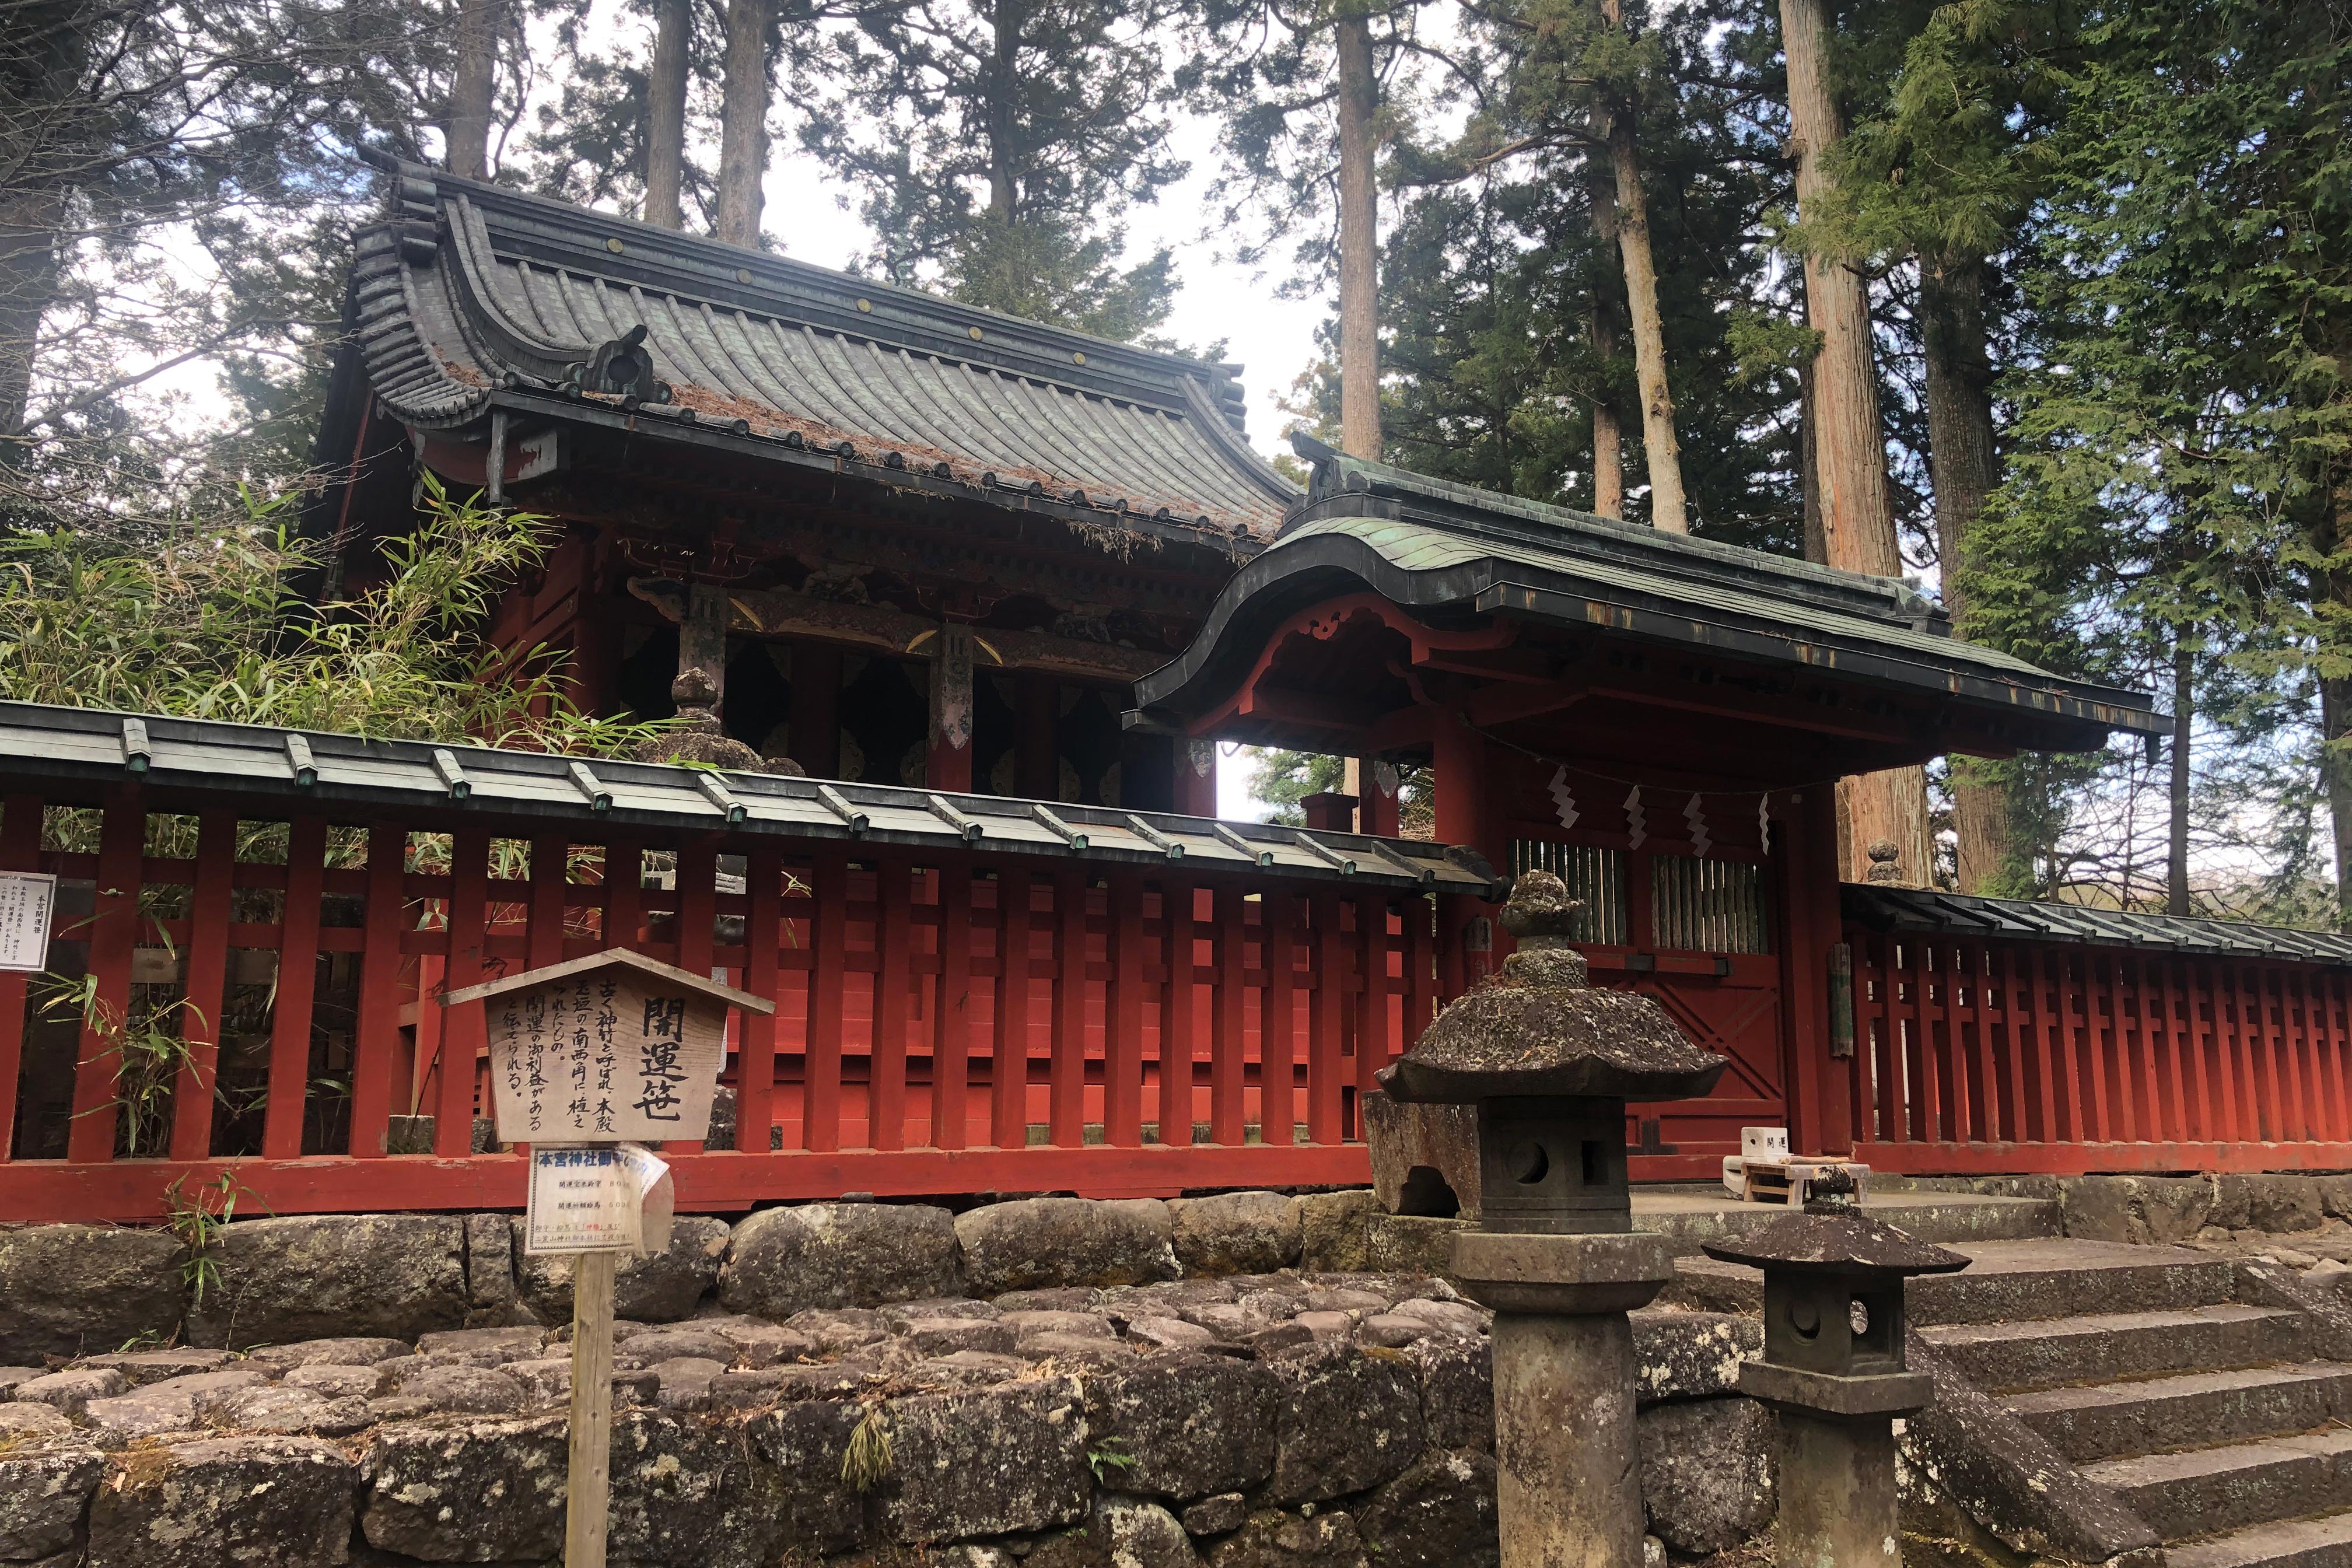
[442, 948, 770, 1144]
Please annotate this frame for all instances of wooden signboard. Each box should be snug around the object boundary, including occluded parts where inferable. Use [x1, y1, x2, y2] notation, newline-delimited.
[439, 949, 769, 1568]
[441, 948, 772, 1144]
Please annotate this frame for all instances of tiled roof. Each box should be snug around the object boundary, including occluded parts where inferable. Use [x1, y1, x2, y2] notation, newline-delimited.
[0, 701, 1493, 894]
[1844, 883, 2352, 965]
[347, 161, 1300, 540]
[1130, 435, 2162, 750]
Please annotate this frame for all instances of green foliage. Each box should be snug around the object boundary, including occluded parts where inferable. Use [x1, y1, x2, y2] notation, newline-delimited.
[0, 477, 664, 755]
[41, 971, 194, 1158]
[164, 1172, 265, 1314]
[795, 0, 1191, 340]
[842, 1404, 894, 1491]
[1086, 1436, 1136, 1481]
[1962, 0, 2352, 914]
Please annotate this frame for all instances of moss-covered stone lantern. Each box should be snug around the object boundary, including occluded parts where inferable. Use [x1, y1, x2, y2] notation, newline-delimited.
[1377, 870, 1728, 1568]
[1704, 1168, 1969, 1567]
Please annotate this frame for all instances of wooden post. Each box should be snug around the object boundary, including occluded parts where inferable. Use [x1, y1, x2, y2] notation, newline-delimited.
[565, 1248, 618, 1568]
[928, 622, 976, 793]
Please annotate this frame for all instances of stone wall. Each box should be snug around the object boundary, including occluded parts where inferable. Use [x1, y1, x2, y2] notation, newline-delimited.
[0, 1194, 1776, 1566]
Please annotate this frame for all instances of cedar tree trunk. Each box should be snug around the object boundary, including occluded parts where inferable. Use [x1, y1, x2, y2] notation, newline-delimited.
[1336, 7, 1380, 461]
[2168, 639, 2192, 916]
[1922, 252, 2013, 892]
[1781, 0, 1928, 884]
[1600, 0, 1685, 532]
[715, 0, 771, 247]
[645, 0, 691, 229]
[1590, 168, 1625, 517]
[447, 0, 502, 180]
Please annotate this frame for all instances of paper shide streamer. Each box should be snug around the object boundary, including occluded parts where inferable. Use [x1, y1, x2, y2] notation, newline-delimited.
[1549, 766, 1579, 830]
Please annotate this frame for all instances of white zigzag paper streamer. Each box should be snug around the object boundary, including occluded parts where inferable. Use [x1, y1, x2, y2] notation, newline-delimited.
[1757, 793, 1772, 855]
[1625, 786, 1646, 849]
[1684, 793, 1711, 858]
[1549, 766, 1579, 830]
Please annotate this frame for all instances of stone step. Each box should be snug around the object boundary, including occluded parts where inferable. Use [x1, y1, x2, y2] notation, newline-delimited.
[1670, 1238, 2238, 1325]
[1633, 1189, 2058, 1257]
[2007, 1363, 2352, 1463]
[1920, 1305, 2309, 1393]
[2170, 1512, 2352, 1568]
[2085, 1429, 2352, 1541]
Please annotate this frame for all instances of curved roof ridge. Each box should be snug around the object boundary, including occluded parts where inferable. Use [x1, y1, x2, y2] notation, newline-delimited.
[338, 159, 1300, 540]
[1287, 431, 1941, 631]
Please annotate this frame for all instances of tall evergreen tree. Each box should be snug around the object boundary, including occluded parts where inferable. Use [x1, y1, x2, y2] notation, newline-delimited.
[1971, 0, 2352, 920]
[797, 0, 1191, 337]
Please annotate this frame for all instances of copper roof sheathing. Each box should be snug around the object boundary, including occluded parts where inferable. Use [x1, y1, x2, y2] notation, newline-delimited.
[1844, 883, 2352, 965]
[0, 701, 1493, 894]
[347, 162, 1300, 540]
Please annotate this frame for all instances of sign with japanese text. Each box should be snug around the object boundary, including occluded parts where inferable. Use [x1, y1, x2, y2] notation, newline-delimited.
[524, 1143, 673, 1255]
[440, 949, 770, 1145]
[0, 871, 56, 973]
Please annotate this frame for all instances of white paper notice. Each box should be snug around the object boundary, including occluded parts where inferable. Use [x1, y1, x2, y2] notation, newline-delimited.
[525, 1144, 671, 1255]
[0, 872, 56, 974]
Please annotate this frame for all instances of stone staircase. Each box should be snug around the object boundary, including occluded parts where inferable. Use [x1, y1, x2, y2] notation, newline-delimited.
[1913, 1240, 2352, 1568]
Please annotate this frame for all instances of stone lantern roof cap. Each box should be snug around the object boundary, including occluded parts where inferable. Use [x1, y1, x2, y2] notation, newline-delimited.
[1374, 870, 1729, 1104]
[1700, 1172, 1970, 1277]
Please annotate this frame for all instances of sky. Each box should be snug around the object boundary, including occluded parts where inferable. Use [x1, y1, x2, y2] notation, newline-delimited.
[726, 32, 1352, 819]
[752, 72, 1329, 474]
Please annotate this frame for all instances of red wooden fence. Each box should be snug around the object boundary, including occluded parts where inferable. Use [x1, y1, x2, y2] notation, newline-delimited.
[13, 751, 2352, 1224]
[0, 786, 1485, 1221]
[1846, 925, 2352, 1175]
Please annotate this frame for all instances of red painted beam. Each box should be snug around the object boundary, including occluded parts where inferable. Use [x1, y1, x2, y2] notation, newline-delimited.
[0, 1143, 1384, 1223]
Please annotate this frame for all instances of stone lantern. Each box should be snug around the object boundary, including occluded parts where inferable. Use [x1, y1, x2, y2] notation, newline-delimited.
[1703, 1168, 1969, 1567]
[1377, 870, 1727, 1568]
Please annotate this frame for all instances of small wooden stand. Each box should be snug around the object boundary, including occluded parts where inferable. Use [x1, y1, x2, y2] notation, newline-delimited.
[440, 950, 772, 1568]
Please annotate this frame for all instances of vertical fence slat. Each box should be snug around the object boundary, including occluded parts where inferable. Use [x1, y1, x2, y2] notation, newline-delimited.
[605, 842, 644, 952]
[1104, 876, 1146, 1149]
[0, 795, 38, 1159]
[261, 817, 326, 1160]
[804, 852, 848, 1154]
[1869, 935, 1903, 1143]
[2247, 966, 2280, 1143]
[527, 836, 568, 970]
[673, 846, 715, 1152]
[1262, 890, 1296, 1146]
[933, 864, 974, 1151]
[1210, 885, 1246, 1146]
[66, 796, 146, 1162]
[2208, 961, 2245, 1142]
[737, 846, 781, 1154]
[1994, 944, 2028, 1145]
[1910, 943, 1941, 1144]
[167, 810, 240, 1161]
[437, 828, 490, 1156]
[872, 860, 912, 1153]
[2014, 942, 2052, 1143]
[1049, 871, 1088, 1146]
[1357, 894, 1394, 1101]
[1161, 882, 1196, 1148]
[2324, 967, 2352, 1142]
[2158, 958, 2190, 1144]
[992, 869, 1032, 1149]
[2175, 959, 2210, 1144]
[2115, 954, 2141, 1142]
[1405, 894, 1434, 1055]
[1307, 891, 1344, 1146]
[348, 823, 408, 1158]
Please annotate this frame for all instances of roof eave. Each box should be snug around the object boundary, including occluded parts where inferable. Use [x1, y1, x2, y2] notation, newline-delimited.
[475, 388, 1271, 556]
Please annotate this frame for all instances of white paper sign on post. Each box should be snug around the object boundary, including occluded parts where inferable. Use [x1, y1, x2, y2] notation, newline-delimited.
[440, 948, 774, 1144]
[0, 871, 57, 973]
[524, 1144, 673, 1255]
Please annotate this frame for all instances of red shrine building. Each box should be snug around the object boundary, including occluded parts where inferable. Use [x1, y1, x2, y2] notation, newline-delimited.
[314, 161, 1298, 814]
[310, 162, 2167, 1170]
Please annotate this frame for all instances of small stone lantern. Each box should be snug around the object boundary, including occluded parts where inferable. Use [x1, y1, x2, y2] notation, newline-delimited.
[1703, 1169, 1969, 1567]
[1378, 870, 1727, 1568]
